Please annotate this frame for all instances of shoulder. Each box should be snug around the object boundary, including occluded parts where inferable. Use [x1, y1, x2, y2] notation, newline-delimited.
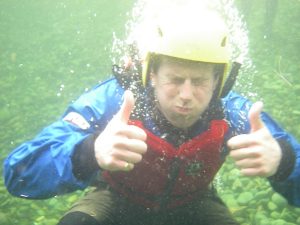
[78, 77, 124, 102]
[222, 91, 252, 110]
[221, 91, 252, 134]
[73, 77, 124, 107]
[221, 91, 288, 136]
[63, 77, 126, 128]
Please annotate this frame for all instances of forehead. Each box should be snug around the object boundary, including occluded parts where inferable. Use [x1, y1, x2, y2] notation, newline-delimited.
[157, 56, 215, 76]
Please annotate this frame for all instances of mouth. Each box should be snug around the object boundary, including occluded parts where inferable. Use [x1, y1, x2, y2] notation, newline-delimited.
[175, 106, 192, 115]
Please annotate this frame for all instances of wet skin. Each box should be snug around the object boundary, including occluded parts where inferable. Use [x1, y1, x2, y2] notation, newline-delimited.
[151, 58, 218, 129]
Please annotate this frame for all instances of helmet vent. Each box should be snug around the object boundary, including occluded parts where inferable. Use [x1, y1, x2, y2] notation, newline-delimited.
[221, 36, 227, 47]
[157, 27, 163, 37]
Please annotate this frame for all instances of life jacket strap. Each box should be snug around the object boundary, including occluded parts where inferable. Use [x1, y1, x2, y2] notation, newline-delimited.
[220, 61, 242, 97]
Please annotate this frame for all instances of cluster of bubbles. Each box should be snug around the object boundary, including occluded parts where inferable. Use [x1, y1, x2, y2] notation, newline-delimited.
[110, 0, 256, 98]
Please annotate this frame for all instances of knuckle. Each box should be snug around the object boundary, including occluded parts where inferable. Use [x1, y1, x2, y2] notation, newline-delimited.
[136, 154, 143, 162]
[140, 142, 148, 153]
[103, 157, 114, 167]
[256, 167, 268, 176]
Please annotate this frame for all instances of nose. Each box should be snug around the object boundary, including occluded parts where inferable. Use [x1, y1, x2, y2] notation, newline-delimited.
[179, 79, 193, 100]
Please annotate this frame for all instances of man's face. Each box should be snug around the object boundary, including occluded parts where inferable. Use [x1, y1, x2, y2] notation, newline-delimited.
[151, 58, 218, 129]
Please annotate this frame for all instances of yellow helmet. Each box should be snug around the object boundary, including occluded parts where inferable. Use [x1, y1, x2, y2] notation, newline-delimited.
[141, 11, 230, 96]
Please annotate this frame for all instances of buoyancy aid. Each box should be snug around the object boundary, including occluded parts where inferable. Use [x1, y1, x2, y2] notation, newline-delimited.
[103, 119, 229, 209]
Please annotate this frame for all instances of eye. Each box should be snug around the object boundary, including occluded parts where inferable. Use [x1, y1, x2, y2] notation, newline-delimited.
[192, 78, 205, 86]
[170, 77, 184, 84]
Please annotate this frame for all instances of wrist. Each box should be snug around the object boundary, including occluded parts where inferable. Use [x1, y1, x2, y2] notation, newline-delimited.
[268, 139, 296, 181]
[72, 133, 100, 181]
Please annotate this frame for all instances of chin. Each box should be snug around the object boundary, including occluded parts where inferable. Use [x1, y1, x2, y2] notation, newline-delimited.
[173, 120, 195, 129]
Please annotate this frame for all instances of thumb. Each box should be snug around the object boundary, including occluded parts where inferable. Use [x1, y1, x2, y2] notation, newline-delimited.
[116, 90, 135, 123]
[248, 101, 264, 132]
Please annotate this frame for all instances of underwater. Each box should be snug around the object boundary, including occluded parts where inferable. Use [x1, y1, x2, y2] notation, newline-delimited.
[0, 0, 300, 224]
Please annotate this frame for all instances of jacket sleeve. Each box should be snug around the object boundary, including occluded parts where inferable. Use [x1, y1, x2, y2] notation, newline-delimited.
[3, 78, 124, 199]
[223, 91, 300, 207]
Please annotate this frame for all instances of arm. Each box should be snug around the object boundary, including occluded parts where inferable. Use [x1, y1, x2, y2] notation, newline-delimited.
[3, 78, 124, 199]
[223, 91, 300, 206]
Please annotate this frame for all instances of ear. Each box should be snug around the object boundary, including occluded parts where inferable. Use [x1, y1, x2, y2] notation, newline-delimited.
[149, 72, 156, 86]
[212, 75, 220, 91]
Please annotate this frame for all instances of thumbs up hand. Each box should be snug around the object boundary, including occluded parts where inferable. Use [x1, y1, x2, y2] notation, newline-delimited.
[227, 101, 282, 177]
[94, 90, 147, 172]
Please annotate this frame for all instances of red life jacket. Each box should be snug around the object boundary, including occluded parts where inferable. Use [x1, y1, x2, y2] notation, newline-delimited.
[103, 119, 228, 210]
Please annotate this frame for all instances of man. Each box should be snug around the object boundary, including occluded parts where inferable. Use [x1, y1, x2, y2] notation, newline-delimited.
[4, 10, 300, 225]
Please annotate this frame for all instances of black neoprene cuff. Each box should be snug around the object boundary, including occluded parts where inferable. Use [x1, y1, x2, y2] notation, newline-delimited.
[71, 133, 100, 181]
[268, 139, 296, 182]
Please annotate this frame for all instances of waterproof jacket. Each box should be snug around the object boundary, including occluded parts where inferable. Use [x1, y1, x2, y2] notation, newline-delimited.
[3, 77, 300, 207]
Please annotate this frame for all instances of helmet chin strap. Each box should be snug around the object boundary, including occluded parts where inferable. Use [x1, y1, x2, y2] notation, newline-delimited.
[220, 61, 242, 98]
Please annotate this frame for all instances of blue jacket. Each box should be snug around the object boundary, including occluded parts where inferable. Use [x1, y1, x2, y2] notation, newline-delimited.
[3, 78, 300, 206]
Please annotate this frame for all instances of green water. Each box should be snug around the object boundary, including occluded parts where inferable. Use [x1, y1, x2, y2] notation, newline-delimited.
[0, 0, 299, 224]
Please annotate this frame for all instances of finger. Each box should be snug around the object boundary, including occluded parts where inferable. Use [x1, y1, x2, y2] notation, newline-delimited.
[227, 134, 254, 150]
[234, 158, 262, 169]
[123, 139, 147, 155]
[114, 136, 147, 155]
[229, 147, 261, 160]
[107, 159, 135, 172]
[248, 101, 264, 132]
[115, 149, 144, 164]
[119, 125, 147, 141]
[124, 162, 134, 171]
[239, 168, 258, 176]
[122, 161, 134, 171]
[116, 90, 135, 124]
[239, 167, 267, 177]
